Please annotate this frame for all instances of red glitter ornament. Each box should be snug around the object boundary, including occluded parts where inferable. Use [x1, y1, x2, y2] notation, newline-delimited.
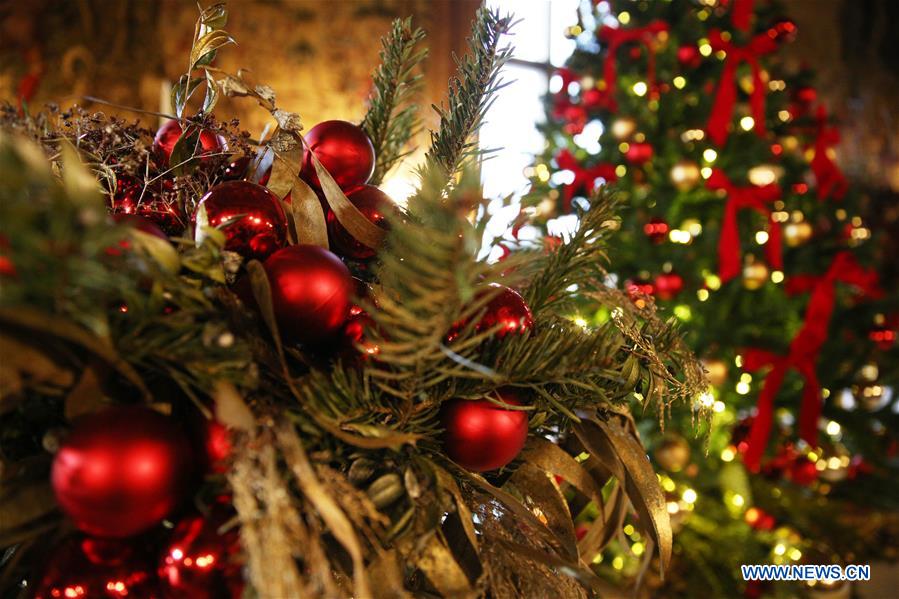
[260, 245, 353, 345]
[110, 175, 182, 235]
[33, 537, 158, 599]
[440, 388, 529, 472]
[676, 44, 701, 68]
[643, 217, 669, 243]
[300, 120, 375, 190]
[624, 142, 654, 165]
[158, 508, 243, 599]
[475, 284, 533, 337]
[654, 272, 684, 301]
[327, 184, 395, 260]
[196, 180, 288, 261]
[51, 405, 195, 538]
[153, 120, 226, 167]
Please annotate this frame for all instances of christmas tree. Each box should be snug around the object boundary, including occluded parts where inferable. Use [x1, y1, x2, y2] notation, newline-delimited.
[0, 5, 706, 598]
[527, 0, 899, 596]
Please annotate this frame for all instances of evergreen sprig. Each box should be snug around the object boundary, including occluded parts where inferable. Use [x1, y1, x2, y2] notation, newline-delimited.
[416, 7, 513, 196]
[361, 18, 427, 185]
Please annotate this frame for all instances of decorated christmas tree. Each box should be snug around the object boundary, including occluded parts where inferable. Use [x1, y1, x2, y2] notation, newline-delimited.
[527, 0, 899, 596]
[0, 5, 707, 598]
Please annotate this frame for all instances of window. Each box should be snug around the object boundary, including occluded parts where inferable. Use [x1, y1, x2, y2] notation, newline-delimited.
[479, 0, 581, 246]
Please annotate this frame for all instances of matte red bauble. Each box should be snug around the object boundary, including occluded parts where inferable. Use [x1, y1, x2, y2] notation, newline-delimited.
[262, 245, 353, 344]
[196, 180, 288, 261]
[153, 119, 226, 166]
[34, 538, 159, 599]
[440, 389, 529, 472]
[654, 272, 684, 301]
[327, 184, 395, 260]
[476, 284, 534, 337]
[51, 405, 195, 538]
[643, 217, 669, 243]
[676, 44, 701, 68]
[300, 120, 375, 190]
[111, 175, 183, 235]
[624, 142, 654, 165]
[159, 509, 243, 599]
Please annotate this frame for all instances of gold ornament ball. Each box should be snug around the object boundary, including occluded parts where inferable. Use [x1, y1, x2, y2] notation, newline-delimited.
[784, 221, 813, 247]
[611, 117, 637, 141]
[818, 446, 850, 483]
[702, 358, 729, 388]
[654, 434, 691, 472]
[742, 262, 769, 290]
[853, 383, 886, 411]
[669, 160, 701, 191]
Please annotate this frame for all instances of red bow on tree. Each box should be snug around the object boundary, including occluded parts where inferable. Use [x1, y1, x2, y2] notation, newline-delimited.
[721, 0, 755, 31]
[555, 150, 618, 210]
[810, 106, 848, 200]
[597, 20, 669, 111]
[705, 29, 779, 146]
[706, 168, 782, 283]
[740, 252, 882, 471]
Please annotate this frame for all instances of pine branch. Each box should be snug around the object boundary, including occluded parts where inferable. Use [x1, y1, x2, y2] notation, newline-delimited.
[415, 7, 513, 197]
[361, 18, 427, 186]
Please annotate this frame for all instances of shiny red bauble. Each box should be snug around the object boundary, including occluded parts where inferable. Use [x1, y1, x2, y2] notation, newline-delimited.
[158, 509, 243, 599]
[654, 272, 684, 301]
[110, 175, 183, 235]
[112, 213, 168, 240]
[440, 389, 529, 472]
[33, 537, 159, 599]
[153, 120, 227, 166]
[476, 284, 534, 337]
[326, 184, 395, 260]
[337, 306, 382, 361]
[196, 180, 288, 261]
[51, 405, 195, 538]
[300, 120, 375, 190]
[261, 244, 353, 345]
[676, 44, 701, 68]
[789, 457, 818, 486]
[643, 217, 669, 244]
[624, 142, 654, 165]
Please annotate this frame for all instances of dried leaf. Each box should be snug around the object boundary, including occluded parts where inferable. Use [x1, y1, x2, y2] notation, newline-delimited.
[0, 334, 75, 407]
[415, 535, 474, 597]
[435, 468, 478, 555]
[169, 125, 201, 176]
[245, 259, 284, 355]
[202, 68, 220, 114]
[289, 176, 329, 249]
[0, 480, 57, 545]
[577, 480, 627, 558]
[190, 30, 236, 71]
[494, 538, 620, 597]
[129, 228, 180, 274]
[0, 308, 149, 400]
[64, 362, 107, 420]
[521, 437, 605, 518]
[213, 380, 255, 432]
[508, 463, 578, 560]
[310, 152, 386, 250]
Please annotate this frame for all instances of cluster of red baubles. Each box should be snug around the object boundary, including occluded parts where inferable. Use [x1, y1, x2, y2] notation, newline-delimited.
[42, 405, 241, 597]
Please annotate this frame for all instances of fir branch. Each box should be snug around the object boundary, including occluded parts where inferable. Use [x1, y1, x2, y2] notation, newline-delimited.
[416, 7, 513, 196]
[361, 18, 427, 186]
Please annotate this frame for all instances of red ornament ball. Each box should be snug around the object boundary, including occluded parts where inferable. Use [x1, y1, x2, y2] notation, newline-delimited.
[327, 184, 395, 260]
[337, 306, 382, 361]
[110, 175, 182, 235]
[34, 537, 158, 599]
[643, 217, 669, 243]
[159, 508, 243, 599]
[789, 457, 818, 486]
[300, 120, 375, 190]
[626, 278, 655, 299]
[154, 120, 227, 166]
[869, 326, 896, 350]
[676, 44, 701, 68]
[476, 284, 534, 337]
[51, 405, 194, 538]
[440, 389, 529, 472]
[654, 272, 684, 301]
[624, 142, 654, 165]
[261, 244, 353, 345]
[794, 86, 817, 105]
[112, 213, 168, 241]
[196, 180, 288, 261]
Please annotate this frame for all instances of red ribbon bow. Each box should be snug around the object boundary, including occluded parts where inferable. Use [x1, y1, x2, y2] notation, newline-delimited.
[741, 252, 882, 471]
[721, 0, 755, 31]
[705, 29, 779, 146]
[810, 106, 848, 200]
[706, 168, 782, 283]
[597, 21, 669, 111]
[555, 150, 618, 210]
